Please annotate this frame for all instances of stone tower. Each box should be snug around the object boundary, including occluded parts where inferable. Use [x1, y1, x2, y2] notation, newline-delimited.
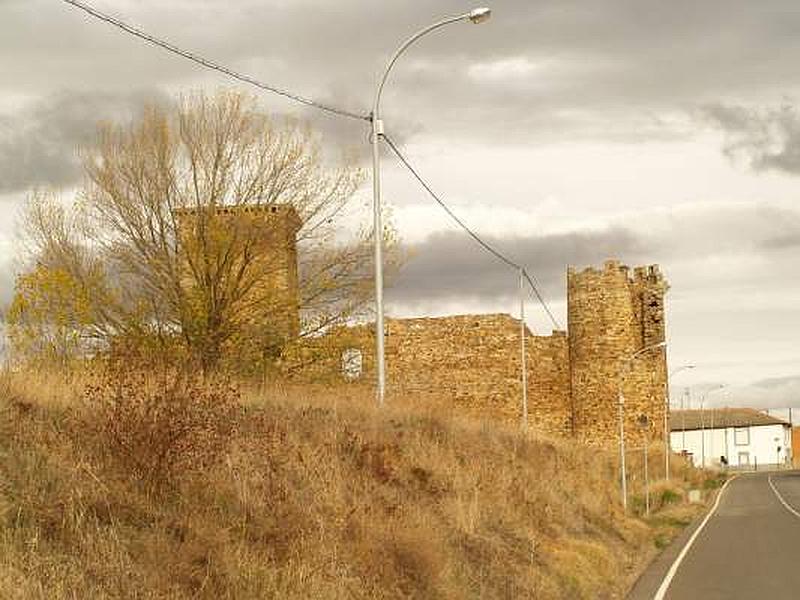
[175, 204, 302, 342]
[567, 260, 668, 446]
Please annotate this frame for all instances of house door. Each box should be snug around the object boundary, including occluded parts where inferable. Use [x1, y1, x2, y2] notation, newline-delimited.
[738, 452, 750, 467]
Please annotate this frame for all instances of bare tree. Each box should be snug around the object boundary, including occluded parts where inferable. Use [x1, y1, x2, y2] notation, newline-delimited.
[10, 91, 396, 372]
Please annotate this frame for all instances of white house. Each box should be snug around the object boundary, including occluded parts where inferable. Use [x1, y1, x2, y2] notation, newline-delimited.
[670, 408, 792, 469]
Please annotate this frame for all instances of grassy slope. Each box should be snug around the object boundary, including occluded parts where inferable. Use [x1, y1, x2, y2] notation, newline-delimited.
[0, 372, 712, 599]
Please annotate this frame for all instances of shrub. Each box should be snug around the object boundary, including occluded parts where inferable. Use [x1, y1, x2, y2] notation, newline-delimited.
[660, 488, 681, 506]
[80, 356, 241, 494]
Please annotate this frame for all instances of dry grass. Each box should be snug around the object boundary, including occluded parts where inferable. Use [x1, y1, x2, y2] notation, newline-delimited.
[0, 368, 714, 599]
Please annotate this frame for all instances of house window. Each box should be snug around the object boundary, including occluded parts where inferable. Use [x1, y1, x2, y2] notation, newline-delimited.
[734, 427, 750, 446]
[341, 348, 363, 381]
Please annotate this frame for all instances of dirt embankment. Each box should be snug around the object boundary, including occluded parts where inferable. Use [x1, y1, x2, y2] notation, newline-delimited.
[0, 371, 713, 599]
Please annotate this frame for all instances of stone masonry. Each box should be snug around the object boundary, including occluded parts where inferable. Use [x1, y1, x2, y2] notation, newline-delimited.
[182, 206, 669, 447]
[175, 204, 302, 342]
[283, 258, 669, 448]
[385, 316, 571, 436]
[281, 314, 572, 435]
[568, 260, 668, 446]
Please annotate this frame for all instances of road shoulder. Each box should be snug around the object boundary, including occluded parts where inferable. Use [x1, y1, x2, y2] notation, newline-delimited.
[625, 478, 732, 600]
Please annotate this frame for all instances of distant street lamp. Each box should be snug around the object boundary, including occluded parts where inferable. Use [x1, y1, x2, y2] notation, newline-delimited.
[700, 384, 726, 468]
[638, 414, 651, 516]
[371, 8, 492, 405]
[618, 341, 667, 511]
[665, 364, 696, 481]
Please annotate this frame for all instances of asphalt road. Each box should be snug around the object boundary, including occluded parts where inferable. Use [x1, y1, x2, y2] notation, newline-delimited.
[629, 470, 800, 600]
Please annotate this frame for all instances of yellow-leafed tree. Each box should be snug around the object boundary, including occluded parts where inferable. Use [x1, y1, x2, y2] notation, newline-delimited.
[6, 265, 102, 368]
[10, 91, 400, 373]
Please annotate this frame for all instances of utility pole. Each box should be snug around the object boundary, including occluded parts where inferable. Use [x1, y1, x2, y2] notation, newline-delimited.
[618, 389, 628, 510]
[639, 414, 651, 516]
[617, 341, 666, 511]
[519, 268, 528, 427]
[709, 408, 715, 465]
[644, 438, 650, 515]
[666, 364, 696, 481]
[789, 407, 794, 468]
[702, 385, 726, 468]
[682, 387, 689, 452]
[664, 391, 670, 480]
[700, 397, 706, 469]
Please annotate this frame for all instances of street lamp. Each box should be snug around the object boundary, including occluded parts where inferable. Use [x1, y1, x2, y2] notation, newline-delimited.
[371, 8, 492, 405]
[618, 341, 667, 512]
[665, 364, 696, 481]
[700, 384, 726, 468]
[638, 414, 651, 516]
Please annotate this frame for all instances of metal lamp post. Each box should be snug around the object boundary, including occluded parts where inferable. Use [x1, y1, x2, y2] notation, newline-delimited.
[371, 7, 492, 405]
[618, 341, 667, 512]
[665, 364, 696, 481]
[700, 384, 726, 468]
[638, 414, 651, 516]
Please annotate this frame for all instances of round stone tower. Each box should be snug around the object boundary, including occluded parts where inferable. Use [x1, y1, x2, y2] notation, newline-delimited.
[568, 260, 668, 446]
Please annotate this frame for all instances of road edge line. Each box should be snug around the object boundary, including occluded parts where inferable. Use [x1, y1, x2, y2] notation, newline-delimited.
[652, 475, 736, 600]
[768, 475, 800, 519]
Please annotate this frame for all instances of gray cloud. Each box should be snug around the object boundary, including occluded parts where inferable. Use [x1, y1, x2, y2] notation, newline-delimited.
[702, 102, 800, 175]
[753, 375, 800, 390]
[717, 376, 800, 409]
[7, 0, 800, 146]
[3, 0, 800, 388]
[0, 89, 169, 193]
[388, 202, 800, 306]
[389, 226, 646, 305]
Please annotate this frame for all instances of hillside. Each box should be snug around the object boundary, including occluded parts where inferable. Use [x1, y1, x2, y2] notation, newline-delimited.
[0, 369, 715, 599]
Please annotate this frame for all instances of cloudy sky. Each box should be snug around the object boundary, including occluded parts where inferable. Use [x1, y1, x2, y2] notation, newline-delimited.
[2, 0, 800, 409]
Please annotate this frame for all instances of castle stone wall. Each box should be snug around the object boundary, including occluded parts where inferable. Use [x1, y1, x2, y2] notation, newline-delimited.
[282, 314, 573, 436]
[282, 259, 668, 448]
[526, 331, 573, 437]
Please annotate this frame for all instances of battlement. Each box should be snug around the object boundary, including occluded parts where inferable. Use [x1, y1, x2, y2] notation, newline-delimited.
[282, 258, 668, 447]
[174, 202, 300, 219]
[633, 264, 664, 285]
[568, 260, 665, 286]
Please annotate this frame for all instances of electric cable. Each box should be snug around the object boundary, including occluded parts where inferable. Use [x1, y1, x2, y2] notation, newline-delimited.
[523, 269, 562, 331]
[57, 0, 561, 329]
[382, 133, 562, 330]
[59, 0, 370, 122]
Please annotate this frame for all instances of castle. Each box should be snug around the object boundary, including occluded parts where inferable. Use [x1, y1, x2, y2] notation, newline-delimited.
[185, 204, 669, 447]
[292, 260, 668, 447]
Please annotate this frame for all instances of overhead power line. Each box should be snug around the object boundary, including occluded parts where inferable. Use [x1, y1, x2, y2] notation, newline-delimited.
[381, 133, 562, 331]
[522, 269, 562, 331]
[59, 0, 370, 122]
[57, 0, 560, 329]
[381, 135, 518, 271]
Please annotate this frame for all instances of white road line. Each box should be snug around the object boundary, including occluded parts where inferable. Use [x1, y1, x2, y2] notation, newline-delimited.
[652, 476, 736, 600]
[768, 475, 800, 519]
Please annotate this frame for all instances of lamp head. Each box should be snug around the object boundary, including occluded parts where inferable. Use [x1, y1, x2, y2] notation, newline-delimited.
[468, 7, 492, 24]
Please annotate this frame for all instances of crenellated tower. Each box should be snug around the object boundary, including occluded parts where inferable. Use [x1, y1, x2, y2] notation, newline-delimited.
[567, 260, 668, 446]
